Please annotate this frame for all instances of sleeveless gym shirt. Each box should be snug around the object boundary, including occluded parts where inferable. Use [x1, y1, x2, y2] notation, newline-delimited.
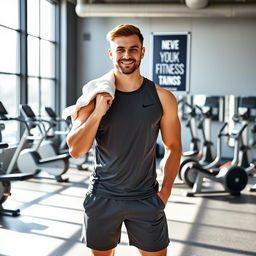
[88, 77, 163, 199]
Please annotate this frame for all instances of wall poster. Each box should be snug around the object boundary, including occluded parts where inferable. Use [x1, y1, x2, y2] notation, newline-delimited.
[151, 32, 191, 92]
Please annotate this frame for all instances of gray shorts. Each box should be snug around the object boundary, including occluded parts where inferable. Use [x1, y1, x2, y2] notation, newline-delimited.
[81, 193, 170, 252]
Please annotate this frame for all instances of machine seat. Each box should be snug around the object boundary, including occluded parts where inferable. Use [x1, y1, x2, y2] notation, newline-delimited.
[195, 165, 219, 177]
[45, 135, 55, 139]
[0, 143, 8, 149]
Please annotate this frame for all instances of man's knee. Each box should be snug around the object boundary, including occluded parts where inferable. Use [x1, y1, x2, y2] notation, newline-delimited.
[90, 248, 115, 256]
[138, 247, 167, 256]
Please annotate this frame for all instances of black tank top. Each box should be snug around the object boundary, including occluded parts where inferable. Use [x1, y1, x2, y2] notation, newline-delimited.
[88, 77, 163, 199]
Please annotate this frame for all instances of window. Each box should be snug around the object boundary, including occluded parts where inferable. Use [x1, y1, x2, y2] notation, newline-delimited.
[27, 0, 57, 116]
[0, 0, 19, 30]
[0, 0, 59, 145]
[0, 0, 20, 144]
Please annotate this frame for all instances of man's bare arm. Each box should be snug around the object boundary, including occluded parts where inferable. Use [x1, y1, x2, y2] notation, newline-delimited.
[66, 93, 113, 158]
[156, 85, 182, 205]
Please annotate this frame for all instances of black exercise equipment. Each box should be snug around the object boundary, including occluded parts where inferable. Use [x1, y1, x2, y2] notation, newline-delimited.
[38, 106, 88, 170]
[0, 129, 33, 216]
[233, 97, 256, 169]
[180, 122, 228, 188]
[184, 122, 251, 197]
[177, 97, 219, 186]
[1, 102, 70, 182]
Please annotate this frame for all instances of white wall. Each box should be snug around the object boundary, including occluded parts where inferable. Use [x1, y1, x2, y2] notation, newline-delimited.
[76, 17, 256, 96]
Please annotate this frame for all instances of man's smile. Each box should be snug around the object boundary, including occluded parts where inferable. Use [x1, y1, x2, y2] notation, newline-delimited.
[120, 60, 135, 65]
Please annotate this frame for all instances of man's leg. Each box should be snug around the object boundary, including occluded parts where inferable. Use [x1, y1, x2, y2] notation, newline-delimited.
[138, 248, 167, 256]
[90, 248, 115, 256]
[82, 196, 123, 253]
[124, 196, 169, 254]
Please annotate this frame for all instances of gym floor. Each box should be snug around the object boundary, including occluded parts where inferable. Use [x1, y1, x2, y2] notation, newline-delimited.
[0, 157, 256, 256]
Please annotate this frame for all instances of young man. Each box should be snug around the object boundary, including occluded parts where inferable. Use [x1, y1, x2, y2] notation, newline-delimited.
[67, 24, 182, 256]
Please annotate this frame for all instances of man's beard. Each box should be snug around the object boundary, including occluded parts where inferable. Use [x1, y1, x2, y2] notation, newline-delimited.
[116, 58, 141, 75]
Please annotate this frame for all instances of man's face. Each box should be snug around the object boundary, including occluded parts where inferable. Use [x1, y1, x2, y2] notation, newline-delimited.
[109, 35, 145, 75]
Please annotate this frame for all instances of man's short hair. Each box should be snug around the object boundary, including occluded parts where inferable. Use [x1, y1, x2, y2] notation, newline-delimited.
[106, 24, 144, 45]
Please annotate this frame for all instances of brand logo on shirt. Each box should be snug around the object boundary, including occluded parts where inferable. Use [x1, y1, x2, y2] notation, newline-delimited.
[142, 103, 154, 108]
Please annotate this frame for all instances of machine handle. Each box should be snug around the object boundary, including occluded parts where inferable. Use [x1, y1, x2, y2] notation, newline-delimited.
[38, 118, 55, 130]
[184, 102, 194, 109]
[195, 105, 203, 113]
[218, 122, 228, 137]
[197, 115, 205, 129]
[8, 117, 33, 136]
[35, 120, 46, 135]
[0, 143, 9, 149]
[237, 123, 248, 137]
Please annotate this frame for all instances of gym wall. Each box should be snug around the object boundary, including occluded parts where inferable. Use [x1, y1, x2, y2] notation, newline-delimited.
[76, 17, 256, 96]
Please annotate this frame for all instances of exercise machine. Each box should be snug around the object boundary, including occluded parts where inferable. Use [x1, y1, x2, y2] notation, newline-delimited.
[233, 97, 256, 169]
[180, 122, 228, 188]
[184, 122, 251, 197]
[0, 143, 34, 216]
[177, 97, 219, 186]
[0, 105, 34, 216]
[2, 103, 70, 182]
[38, 106, 88, 170]
[181, 101, 201, 157]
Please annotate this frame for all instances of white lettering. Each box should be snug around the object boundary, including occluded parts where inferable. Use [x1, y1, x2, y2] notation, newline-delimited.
[158, 75, 181, 86]
[161, 40, 179, 50]
[155, 63, 184, 75]
[159, 52, 179, 63]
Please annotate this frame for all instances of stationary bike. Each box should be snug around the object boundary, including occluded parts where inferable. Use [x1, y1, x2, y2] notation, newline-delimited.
[0, 105, 34, 216]
[180, 122, 228, 188]
[178, 103, 218, 187]
[184, 122, 251, 197]
[176, 97, 219, 185]
[37, 106, 88, 170]
[0, 143, 34, 216]
[3, 103, 70, 182]
[233, 97, 256, 170]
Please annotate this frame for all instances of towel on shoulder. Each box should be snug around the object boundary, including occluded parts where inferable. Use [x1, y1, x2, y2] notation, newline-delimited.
[62, 70, 115, 120]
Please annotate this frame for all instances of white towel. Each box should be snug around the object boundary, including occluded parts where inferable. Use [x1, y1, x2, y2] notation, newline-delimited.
[62, 70, 115, 120]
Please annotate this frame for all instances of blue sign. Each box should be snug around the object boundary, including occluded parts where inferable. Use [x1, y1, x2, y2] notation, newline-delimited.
[151, 33, 191, 92]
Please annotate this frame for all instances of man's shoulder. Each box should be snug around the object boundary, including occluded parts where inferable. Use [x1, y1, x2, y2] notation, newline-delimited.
[154, 83, 177, 107]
